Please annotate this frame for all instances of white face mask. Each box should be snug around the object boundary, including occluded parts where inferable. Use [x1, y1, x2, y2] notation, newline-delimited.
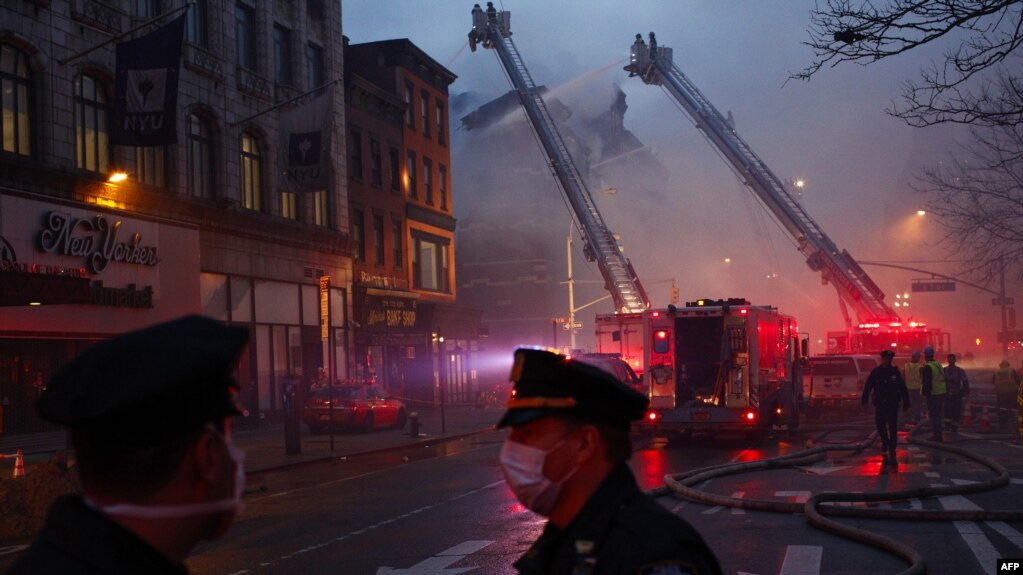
[89, 425, 246, 520]
[499, 436, 578, 516]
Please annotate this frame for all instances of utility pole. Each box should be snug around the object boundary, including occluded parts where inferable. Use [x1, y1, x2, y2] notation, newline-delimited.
[1000, 256, 1009, 359]
[566, 227, 577, 351]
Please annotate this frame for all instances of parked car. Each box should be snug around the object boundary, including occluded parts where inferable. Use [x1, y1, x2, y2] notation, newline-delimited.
[572, 353, 645, 395]
[302, 384, 408, 434]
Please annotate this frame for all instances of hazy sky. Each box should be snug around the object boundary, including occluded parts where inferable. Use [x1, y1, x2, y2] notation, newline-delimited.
[343, 1, 1009, 361]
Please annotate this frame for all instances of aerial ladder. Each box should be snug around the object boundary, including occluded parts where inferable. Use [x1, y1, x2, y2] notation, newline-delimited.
[624, 33, 930, 351]
[467, 4, 650, 314]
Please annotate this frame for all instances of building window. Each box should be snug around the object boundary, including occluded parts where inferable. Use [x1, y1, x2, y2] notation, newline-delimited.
[240, 131, 262, 210]
[236, 4, 256, 70]
[186, 0, 208, 46]
[373, 213, 385, 266]
[306, 43, 323, 90]
[353, 207, 365, 262]
[282, 191, 297, 220]
[389, 146, 400, 192]
[273, 25, 292, 86]
[131, 0, 159, 18]
[439, 164, 448, 210]
[187, 113, 213, 198]
[135, 146, 166, 186]
[1, 44, 32, 157]
[420, 90, 430, 137]
[406, 150, 416, 198]
[412, 232, 449, 293]
[423, 156, 433, 205]
[436, 100, 446, 146]
[348, 128, 362, 180]
[369, 139, 382, 186]
[74, 74, 109, 173]
[404, 81, 414, 129]
[392, 219, 403, 269]
[313, 189, 327, 226]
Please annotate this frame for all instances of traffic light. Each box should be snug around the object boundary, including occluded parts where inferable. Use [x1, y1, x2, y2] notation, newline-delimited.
[1010, 307, 1016, 329]
[670, 285, 679, 304]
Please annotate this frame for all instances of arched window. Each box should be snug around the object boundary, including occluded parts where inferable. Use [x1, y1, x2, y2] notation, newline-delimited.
[240, 131, 262, 210]
[74, 73, 109, 173]
[187, 113, 213, 198]
[0, 43, 32, 156]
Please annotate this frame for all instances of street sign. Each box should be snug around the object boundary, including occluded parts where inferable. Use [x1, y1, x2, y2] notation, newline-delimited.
[911, 279, 955, 292]
[992, 297, 1015, 306]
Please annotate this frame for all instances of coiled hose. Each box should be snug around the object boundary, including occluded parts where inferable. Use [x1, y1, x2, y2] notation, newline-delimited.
[651, 424, 1023, 575]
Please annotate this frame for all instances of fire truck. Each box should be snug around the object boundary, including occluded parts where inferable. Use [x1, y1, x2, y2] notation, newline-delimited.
[624, 33, 950, 357]
[470, 9, 806, 434]
[598, 299, 805, 435]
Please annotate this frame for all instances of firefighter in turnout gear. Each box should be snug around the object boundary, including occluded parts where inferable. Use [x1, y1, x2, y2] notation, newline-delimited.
[993, 360, 1020, 432]
[861, 350, 910, 465]
[903, 350, 924, 426]
[942, 354, 970, 432]
[921, 346, 948, 442]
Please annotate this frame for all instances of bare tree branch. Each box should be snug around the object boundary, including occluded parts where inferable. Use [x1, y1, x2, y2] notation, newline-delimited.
[793, 0, 1023, 127]
[915, 117, 1023, 280]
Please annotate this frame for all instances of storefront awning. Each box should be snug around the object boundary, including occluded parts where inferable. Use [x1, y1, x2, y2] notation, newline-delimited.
[0, 270, 92, 306]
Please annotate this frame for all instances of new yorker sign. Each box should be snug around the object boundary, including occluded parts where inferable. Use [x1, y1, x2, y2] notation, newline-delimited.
[37, 211, 160, 274]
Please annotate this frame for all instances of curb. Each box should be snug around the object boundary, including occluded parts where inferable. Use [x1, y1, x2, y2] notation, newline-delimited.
[246, 426, 498, 475]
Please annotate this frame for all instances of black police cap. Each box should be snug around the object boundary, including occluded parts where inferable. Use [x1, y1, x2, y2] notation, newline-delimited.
[37, 315, 249, 448]
[880, 350, 895, 359]
[496, 347, 649, 430]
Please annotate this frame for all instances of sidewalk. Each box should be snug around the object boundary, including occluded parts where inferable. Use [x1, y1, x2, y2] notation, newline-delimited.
[0, 404, 503, 477]
[236, 403, 501, 473]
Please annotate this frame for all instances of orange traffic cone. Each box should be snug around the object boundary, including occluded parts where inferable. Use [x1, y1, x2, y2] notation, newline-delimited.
[12, 449, 24, 479]
[979, 407, 992, 434]
[962, 402, 973, 428]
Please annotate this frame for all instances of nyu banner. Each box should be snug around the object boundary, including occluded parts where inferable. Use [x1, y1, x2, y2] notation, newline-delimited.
[280, 90, 334, 193]
[111, 14, 186, 146]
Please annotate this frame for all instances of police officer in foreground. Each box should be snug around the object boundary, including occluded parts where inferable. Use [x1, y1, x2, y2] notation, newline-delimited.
[7, 315, 249, 575]
[861, 350, 910, 465]
[497, 347, 722, 575]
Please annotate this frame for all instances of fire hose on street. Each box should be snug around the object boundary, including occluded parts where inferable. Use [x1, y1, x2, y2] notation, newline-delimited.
[649, 425, 1023, 575]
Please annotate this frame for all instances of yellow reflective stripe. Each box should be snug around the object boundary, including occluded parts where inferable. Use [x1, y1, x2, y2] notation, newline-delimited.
[507, 397, 578, 409]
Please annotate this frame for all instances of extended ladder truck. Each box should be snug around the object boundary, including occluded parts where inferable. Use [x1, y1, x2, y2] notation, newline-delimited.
[471, 6, 803, 435]
[468, 5, 649, 315]
[624, 33, 950, 358]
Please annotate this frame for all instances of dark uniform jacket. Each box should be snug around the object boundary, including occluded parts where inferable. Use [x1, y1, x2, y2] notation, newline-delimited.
[513, 464, 722, 575]
[6, 495, 189, 575]
[861, 364, 910, 410]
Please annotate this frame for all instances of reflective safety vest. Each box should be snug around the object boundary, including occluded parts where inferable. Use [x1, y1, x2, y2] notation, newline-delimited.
[904, 361, 923, 392]
[925, 360, 946, 395]
[994, 367, 1018, 394]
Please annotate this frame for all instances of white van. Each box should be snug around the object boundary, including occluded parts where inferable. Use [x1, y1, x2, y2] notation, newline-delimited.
[803, 354, 879, 416]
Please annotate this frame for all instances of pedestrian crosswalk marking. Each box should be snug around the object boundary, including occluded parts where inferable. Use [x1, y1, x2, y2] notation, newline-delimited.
[779, 545, 822, 575]
[939, 493, 1003, 571]
[775, 491, 811, 504]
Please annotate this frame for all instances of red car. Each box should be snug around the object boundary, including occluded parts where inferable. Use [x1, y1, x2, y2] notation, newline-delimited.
[302, 384, 408, 434]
